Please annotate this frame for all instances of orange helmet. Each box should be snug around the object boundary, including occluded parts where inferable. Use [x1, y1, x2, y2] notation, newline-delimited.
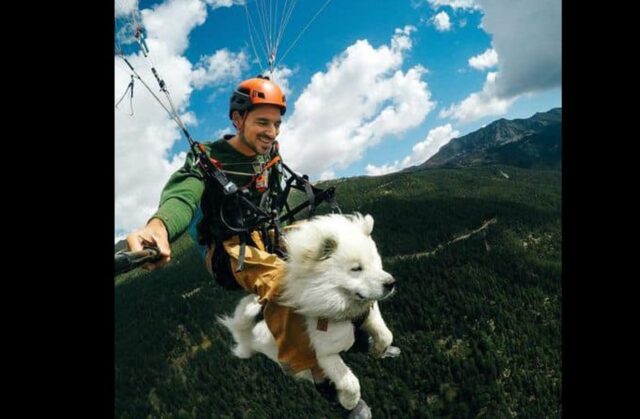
[229, 75, 287, 119]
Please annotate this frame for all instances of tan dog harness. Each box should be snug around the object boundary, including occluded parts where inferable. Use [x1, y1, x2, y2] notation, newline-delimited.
[207, 231, 325, 379]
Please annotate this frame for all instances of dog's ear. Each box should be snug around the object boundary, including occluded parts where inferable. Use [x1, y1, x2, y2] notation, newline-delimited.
[317, 236, 338, 260]
[361, 214, 374, 236]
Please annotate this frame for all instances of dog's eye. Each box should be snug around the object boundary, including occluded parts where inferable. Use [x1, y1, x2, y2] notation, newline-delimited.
[351, 266, 363, 272]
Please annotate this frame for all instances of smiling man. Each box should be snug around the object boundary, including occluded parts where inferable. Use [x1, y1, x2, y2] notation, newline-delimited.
[127, 76, 287, 273]
[229, 100, 282, 156]
[124, 76, 387, 411]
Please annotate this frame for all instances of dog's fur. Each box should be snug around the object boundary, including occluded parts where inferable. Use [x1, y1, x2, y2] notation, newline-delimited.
[218, 213, 396, 413]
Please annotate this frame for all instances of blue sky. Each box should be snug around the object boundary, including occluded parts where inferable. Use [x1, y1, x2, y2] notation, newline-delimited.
[114, 0, 561, 239]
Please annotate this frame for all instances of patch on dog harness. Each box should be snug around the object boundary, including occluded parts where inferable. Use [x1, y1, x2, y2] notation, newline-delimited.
[263, 301, 321, 374]
[316, 318, 329, 331]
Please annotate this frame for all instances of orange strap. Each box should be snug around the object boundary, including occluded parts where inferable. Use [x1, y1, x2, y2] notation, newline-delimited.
[197, 143, 223, 169]
[262, 155, 281, 172]
[241, 154, 282, 189]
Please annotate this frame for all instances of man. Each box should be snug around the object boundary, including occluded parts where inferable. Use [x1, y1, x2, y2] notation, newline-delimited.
[127, 75, 285, 274]
[126, 75, 335, 380]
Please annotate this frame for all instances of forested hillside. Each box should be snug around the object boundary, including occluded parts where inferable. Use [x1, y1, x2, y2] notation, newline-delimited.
[115, 164, 561, 418]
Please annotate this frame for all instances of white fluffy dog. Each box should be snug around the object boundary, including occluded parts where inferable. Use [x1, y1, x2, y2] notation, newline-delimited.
[219, 213, 398, 418]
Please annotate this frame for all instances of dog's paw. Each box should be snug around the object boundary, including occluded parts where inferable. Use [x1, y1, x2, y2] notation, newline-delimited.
[348, 399, 372, 419]
[381, 345, 401, 358]
[370, 330, 393, 358]
[336, 373, 361, 410]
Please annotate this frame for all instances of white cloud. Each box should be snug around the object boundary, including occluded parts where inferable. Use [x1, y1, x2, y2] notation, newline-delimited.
[214, 127, 234, 138]
[115, 0, 245, 239]
[366, 124, 460, 175]
[433, 11, 452, 31]
[115, 0, 138, 17]
[477, 0, 561, 98]
[141, 0, 208, 56]
[277, 25, 436, 179]
[410, 124, 461, 163]
[115, 48, 195, 234]
[192, 49, 248, 89]
[468, 48, 498, 70]
[320, 170, 336, 181]
[204, 0, 244, 9]
[269, 66, 295, 98]
[440, 0, 561, 123]
[439, 72, 514, 122]
[364, 162, 398, 177]
[427, 0, 480, 10]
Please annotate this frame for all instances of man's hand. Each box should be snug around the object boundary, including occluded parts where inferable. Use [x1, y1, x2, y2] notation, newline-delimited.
[126, 218, 171, 270]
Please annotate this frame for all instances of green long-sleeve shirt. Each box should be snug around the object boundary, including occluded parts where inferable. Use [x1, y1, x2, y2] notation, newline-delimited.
[151, 135, 281, 243]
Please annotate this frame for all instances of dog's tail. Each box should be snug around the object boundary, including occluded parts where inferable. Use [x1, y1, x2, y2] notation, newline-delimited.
[217, 294, 261, 359]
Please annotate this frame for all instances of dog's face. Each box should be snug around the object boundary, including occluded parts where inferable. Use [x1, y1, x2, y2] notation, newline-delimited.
[281, 214, 395, 320]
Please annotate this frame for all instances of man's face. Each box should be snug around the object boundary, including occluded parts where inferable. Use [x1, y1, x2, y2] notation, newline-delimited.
[237, 105, 282, 155]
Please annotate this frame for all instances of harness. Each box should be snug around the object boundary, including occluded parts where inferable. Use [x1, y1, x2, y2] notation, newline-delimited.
[198, 141, 340, 275]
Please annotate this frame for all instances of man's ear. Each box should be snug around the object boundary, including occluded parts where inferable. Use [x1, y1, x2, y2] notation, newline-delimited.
[231, 110, 244, 129]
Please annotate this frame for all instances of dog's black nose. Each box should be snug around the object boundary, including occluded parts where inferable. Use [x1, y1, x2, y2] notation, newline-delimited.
[383, 279, 396, 292]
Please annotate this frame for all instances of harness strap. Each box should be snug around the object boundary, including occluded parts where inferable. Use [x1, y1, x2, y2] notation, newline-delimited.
[303, 180, 316, 215]
[262, 155, 282, 171]
[207, 156, 223, 170]
[236, 232, 247, 272]
[240, 154, 282, 190]
[115, 75, 135, 116]
[234, 231, 262, 272]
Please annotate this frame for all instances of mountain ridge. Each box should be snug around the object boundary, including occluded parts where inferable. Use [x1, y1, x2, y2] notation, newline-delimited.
[415, 107, 561, 170]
